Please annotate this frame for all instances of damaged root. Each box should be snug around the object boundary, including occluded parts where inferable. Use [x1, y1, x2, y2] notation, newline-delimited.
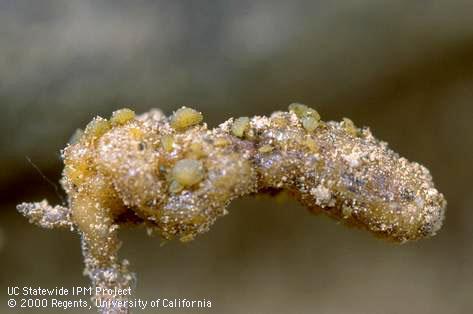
[17, 104, 447, 313]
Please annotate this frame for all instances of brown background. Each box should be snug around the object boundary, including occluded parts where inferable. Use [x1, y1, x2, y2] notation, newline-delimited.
[1, 1, 472, 313]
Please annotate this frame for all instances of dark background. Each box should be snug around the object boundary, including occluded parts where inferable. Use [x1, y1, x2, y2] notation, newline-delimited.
[1, 1, 472, 313]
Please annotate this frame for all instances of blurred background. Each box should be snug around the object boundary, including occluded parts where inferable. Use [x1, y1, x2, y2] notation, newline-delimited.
[1, 1, 473, 313]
